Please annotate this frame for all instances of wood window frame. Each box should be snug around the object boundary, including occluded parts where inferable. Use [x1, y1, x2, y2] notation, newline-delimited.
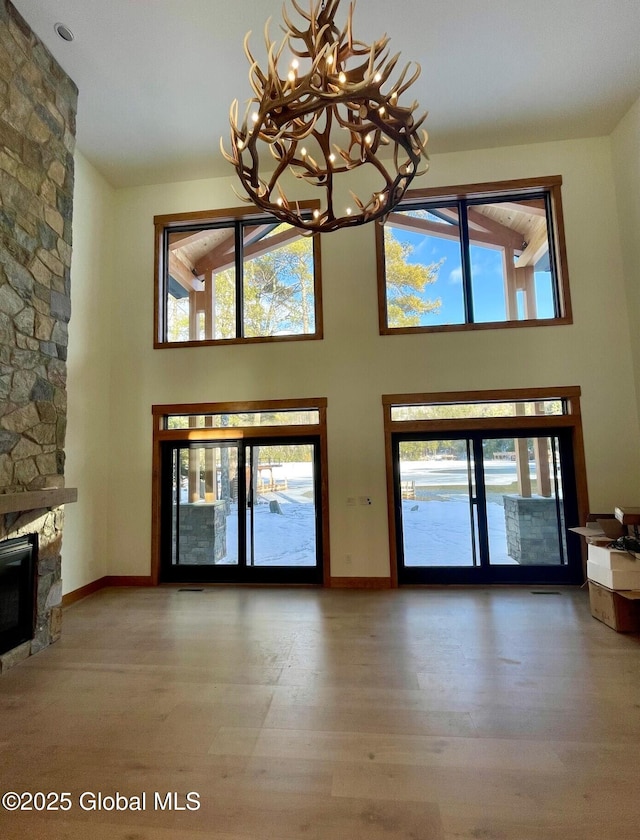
[151, 398, 330, 584]
[376, 176, 572, 335]
[382, 386, 589, 587]
[154, 203, 323, 348]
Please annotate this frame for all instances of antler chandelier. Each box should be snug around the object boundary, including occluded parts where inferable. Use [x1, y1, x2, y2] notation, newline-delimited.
[221, 0, 429, 233]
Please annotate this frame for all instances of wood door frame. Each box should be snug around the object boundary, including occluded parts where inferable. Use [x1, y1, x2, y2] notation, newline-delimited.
[383, 387, 589, 587]
[151, 398, 330, 585]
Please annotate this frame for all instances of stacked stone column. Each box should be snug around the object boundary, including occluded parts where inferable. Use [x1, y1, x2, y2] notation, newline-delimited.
[0, 0, 77, 669]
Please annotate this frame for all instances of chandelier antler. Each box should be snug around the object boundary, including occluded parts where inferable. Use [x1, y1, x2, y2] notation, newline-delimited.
[221, 0, 429, 233]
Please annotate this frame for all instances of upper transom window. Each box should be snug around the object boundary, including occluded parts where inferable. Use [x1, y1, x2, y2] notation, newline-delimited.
[376, 177, 572, 334]
[389, 399, 566, 422]
[154, 206, 323, 347]
[163, 409, 321, 430]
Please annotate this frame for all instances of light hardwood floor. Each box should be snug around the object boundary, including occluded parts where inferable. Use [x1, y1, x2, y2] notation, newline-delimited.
[1, 585, 639, 839]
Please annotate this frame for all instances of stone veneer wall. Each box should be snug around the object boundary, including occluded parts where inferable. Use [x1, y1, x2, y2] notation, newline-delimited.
[503, 495, 567, 565]
[175, 502, 228, 565]
[0, 0, 77, 672]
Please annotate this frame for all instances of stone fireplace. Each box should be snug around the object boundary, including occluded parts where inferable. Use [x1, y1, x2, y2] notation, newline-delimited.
[0, 1, 78, 672]
[0, 491, 76, 672]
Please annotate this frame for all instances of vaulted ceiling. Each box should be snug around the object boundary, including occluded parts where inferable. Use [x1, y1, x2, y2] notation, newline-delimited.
[13, 0, 640, 189]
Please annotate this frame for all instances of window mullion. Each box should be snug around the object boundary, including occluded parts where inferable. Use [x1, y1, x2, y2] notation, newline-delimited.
[235, 222, 244, 339]
[161, 227, 170, 342]
[545, 192, 561, 318]
[459, 200, 474, 324]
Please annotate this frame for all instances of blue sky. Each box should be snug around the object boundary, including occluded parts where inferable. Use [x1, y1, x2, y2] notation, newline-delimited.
[390, 224, 555, 324]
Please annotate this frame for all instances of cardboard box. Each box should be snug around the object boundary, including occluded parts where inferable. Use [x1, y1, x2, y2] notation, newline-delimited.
[588, 543, 640, 569]
[588, 581, 640, 632]
[569, 526, 608, 546]
[614, 506, 640, 525]
[596, 518, 627, 539]
[587, 559, 640, 590]
[569, 521, 623, 545]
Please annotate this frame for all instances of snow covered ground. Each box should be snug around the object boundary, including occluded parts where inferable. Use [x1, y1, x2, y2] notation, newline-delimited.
[399, 458, 518, 566]
[183, 462, 318, 567]
[223, 496, 316, 566]
[178, 460, 562, 568]
[401, 496, 514, 566]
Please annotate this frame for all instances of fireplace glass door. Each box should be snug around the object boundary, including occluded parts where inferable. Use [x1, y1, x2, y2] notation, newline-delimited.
[0, 535, 36, 656]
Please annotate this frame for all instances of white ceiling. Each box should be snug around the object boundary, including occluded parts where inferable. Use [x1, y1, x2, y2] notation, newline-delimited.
[12, 0, 640, 189]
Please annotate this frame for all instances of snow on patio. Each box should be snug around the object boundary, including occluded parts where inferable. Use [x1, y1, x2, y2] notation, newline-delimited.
[180, 460, 559, 568]
[401, 496, 514, 566]
[399, 459, 520, 566]
[183, 462, 318, 567]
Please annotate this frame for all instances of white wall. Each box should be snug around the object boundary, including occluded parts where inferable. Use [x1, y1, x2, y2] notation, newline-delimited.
[611, 95, 640, 422]
[64, 136, 640, 586]
[64, 152, 115, 594]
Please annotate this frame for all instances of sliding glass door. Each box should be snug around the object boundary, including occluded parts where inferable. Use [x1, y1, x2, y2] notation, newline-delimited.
[394, 429, 581, 584]
[245, 443, 317, 569]
[160, 437, 322, 583]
